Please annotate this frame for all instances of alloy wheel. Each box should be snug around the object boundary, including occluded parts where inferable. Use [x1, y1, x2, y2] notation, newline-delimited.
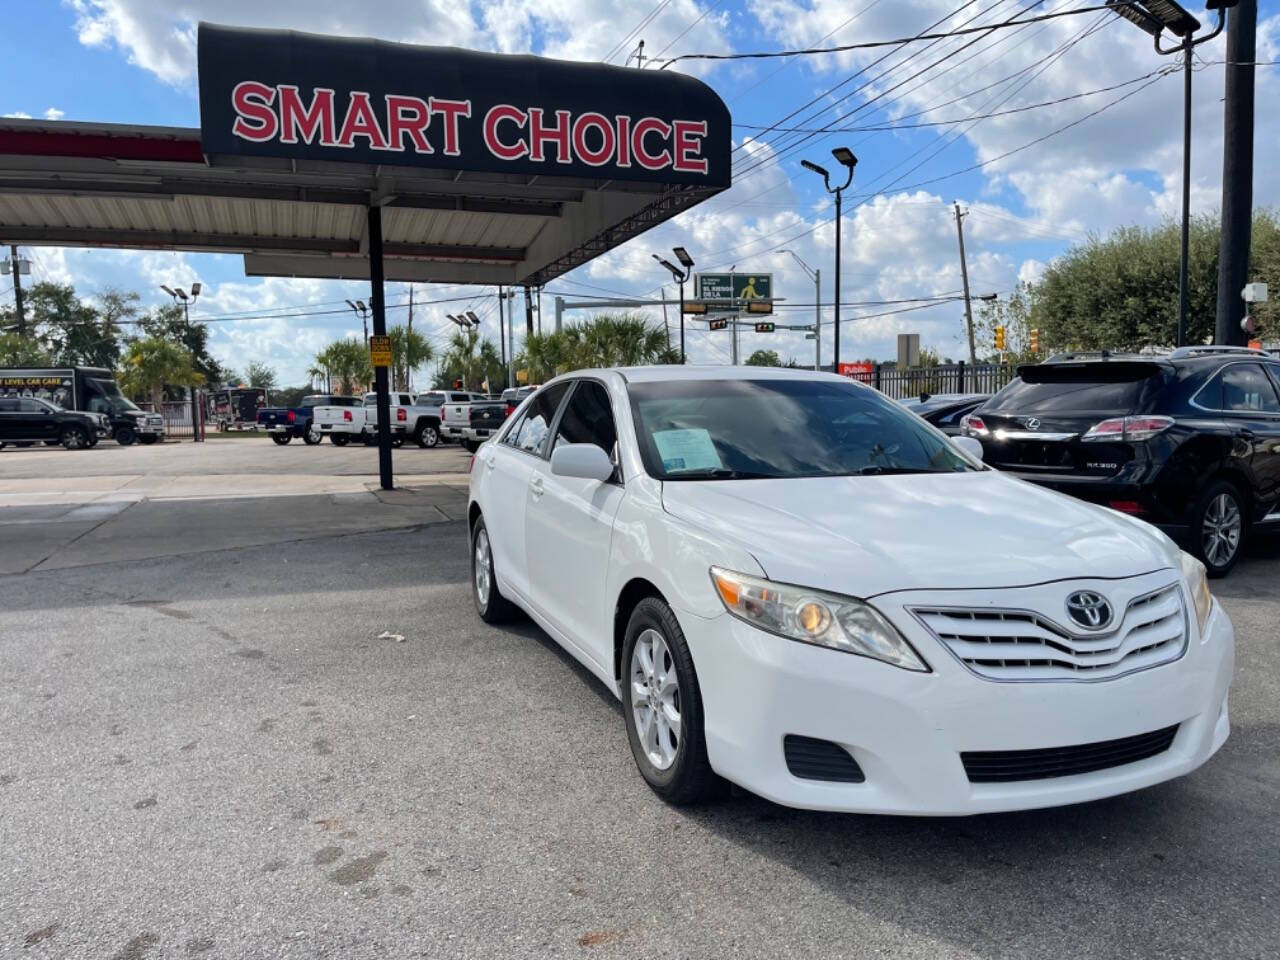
[1202, 492, 1242, 568]
[473, 528, 491, 606]
[630, 628, 681, 771]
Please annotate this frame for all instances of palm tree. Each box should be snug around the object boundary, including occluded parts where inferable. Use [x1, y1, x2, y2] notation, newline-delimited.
[442, 327, 502, 391]
[516, 313, 676, 378]
[388, 325, 434, 391]
[118, 336, 205, 407]
[305, 363, 329, 392]
[313, 339, 372, 395]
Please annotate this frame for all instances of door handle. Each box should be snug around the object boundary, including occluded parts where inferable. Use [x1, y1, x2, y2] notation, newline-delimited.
[485, 456, 496, 471]
[530, 476, 545, 498]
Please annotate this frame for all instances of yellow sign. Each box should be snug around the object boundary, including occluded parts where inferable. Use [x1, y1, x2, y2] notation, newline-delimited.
[369, 335, 392, 367]
[516, 368, 529, 384]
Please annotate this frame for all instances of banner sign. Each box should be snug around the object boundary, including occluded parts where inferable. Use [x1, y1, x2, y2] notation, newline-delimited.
[197, 23, 731, 189]
[838, 362, 874, 383]
[695, 273, 772, 302]
[368, 335, 393, 367]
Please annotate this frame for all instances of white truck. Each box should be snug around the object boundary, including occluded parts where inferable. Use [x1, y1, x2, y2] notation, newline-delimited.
[315, 390, 482, 448]
[310, 395, 366, 445]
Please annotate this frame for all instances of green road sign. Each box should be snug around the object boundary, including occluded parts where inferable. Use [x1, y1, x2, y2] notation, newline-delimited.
[695, 272, 772, 302]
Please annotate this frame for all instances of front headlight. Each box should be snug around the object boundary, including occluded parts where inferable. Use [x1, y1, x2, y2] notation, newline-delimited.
[1179, 551, 1212, 635]
[709, 567, 929, 671]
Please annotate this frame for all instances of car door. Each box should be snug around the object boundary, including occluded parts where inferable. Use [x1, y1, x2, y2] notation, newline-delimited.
[0, 397, 25, 439]
[478, 381, 571, 601]
[1219, 362, 1280, 506]
[524, 379, 626, 667]
[18, 398, 57, 441]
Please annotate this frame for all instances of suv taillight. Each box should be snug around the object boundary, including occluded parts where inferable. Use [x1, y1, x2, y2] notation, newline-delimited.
[961, 414, 988, 436]
[1082, 415, 1173, 442]
[343, 410, 352, 422]
[397, 408, 407, 422]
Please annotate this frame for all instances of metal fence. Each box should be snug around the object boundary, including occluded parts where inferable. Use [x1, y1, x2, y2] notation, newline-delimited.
[846, 362, 1016, 400]
[138, 396, 205, 440]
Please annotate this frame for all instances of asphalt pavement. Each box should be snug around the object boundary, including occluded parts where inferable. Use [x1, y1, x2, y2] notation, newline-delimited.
[0, 441, 1278, 959]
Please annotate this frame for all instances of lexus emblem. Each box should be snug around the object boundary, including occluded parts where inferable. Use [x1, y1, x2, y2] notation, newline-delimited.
[1024, 417, 1041, 431]
[1066, 591, 1113, 631]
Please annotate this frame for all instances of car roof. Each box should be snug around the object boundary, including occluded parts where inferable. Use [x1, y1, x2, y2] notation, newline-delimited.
[608, 364, 859, 385]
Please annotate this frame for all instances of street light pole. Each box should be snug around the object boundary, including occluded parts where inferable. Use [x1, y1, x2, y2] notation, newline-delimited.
[654, 247, 695, 364]
[784, 249, 820, 371]
[801, 148, 857, 371]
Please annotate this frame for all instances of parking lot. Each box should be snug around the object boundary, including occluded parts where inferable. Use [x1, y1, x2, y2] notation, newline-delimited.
[1, 440, 1278, 959]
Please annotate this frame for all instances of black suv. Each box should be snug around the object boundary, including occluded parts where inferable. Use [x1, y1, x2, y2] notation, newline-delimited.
[963, 346, 1280, 576]
[0, 396, 105, 450]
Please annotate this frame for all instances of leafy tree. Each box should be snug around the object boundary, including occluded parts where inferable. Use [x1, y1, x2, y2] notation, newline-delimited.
[118, 337, 205, 407]
[244, 361, 278, 390]
[0, 332, 52, 366]
[974, 283, 1041, 364]
[138, 302, 230, 386]
[745, 349, 782, 367]
[271, 385, 311, 408]
[388, 325, 434, 391]
[21, 282, 121, 368]
[442, 326, 503, 391]
[313, 338, 371, 395]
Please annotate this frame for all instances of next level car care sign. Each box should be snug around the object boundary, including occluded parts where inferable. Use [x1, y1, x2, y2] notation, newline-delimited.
[196, 23, 731, 189]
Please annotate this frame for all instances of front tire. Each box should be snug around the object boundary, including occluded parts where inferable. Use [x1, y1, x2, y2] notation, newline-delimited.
[61, 426, 89, 450]
[138, 435, 158, 445]
[622, 597, 718, 805]
[302, 423, 322, 445]
[416, 422, 440, 448]
[1193, 480, 1246, 577]
[271, 434, 292, 446]
[471, 516, 518, 623]
[114, 426, 136, 446]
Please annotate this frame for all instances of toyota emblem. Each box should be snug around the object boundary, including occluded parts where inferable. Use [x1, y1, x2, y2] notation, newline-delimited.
[1024, 417, 1041, 431]
[1065, 590, 1113, 631]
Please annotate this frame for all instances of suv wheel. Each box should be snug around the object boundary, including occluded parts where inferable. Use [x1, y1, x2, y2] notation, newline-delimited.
[115, 425, 136, 445]
[1194, 480, 1246, 577]
[622, 597, 719, 805]
[60, 425, 89, 450]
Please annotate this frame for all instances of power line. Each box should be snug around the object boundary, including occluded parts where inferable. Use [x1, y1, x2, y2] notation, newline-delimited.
[601, 0, 672, 64]
[646, 0, 727, 63]
[659, 2, 1117, 68]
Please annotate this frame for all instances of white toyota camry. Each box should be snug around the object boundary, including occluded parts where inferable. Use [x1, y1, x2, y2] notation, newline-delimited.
[466, 367, 1234, 814]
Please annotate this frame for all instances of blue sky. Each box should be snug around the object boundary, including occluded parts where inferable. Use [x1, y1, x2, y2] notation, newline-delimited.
[3, 0, 1278, 385]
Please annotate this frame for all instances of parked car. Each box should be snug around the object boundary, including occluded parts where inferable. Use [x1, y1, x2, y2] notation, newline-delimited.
[0, 395, 107, 450]
[467, 366, 1232, 813]
[351, 391, 431, 447]
[962, 346, 1280, 576]
[0, 366, 164, 445]
[311, 396, 366, 445]
[257, 395, 334, 445]
[501, 385, 539, 418]
[443, 394, 508, 452]
[899, 392, 989, 435]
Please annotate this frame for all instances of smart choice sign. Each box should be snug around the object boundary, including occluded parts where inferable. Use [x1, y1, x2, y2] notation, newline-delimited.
[197, 23, 731, 189]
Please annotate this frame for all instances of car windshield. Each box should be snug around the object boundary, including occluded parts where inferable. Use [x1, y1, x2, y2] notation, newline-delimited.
[91, 378, 140, 412]
[985, 364, 1162, 416]
[629, 378, 977, 480]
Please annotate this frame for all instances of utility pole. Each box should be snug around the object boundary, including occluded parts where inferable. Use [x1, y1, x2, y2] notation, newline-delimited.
[406, 284, 414, 392]
[8, 245, 26, 337]
[954, 202, 977, 368]
[497, 285, 507, 387]
[524, 286, 534, 337]
[1216, 0, 1256, 346]
[660, 285, 671, 349]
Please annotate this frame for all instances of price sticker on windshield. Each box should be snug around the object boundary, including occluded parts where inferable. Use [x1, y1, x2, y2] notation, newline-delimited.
[653, 428, 722, 473]
[369, 335, 392, 367]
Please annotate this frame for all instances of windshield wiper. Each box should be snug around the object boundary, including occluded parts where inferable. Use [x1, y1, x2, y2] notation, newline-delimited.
[668, 468, 778, 480]
[857, 466, 961, 475]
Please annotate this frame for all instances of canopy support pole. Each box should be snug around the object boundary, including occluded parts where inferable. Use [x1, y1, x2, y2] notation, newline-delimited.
[368, 204, 393, 491]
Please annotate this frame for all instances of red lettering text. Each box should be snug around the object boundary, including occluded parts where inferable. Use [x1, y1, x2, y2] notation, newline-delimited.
[429, 98, 471, 156]
[336, 92, 388, 150]
[631, 117, 672, 171]
[528, 108, 572, 164]
[615, 115, 632, 167]
[671, 119, 708, 174]
[385, 95, 432, 153]
[278, 86, 335, 145]
[484, 105, 528, 159]
[231, 81, 277, 142]
[572, 113, 615, 167]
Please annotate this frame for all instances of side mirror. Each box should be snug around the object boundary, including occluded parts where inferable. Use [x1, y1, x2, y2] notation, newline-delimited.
[952, 435, 984, 462]
[550, 443, 615, 482]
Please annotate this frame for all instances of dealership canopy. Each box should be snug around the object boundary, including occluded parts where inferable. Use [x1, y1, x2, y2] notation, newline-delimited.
[0, 22, 732, 287]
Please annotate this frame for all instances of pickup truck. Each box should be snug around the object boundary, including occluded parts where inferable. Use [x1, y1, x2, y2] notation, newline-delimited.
[310, 396, 366, 445]
[350, 391, 435, 448]
[257, 395, 340, 445]
[442, 395, 508, 452]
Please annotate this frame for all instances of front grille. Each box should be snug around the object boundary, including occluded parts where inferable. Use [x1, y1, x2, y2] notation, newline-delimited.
[783, 735, 865, 783]
[910, 583, 1186, 682]
[961, 724, 1179, 783]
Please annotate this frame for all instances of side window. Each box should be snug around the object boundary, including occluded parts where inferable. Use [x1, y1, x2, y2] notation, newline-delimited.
[19, 398, 43, 413]
[1221, 363, 1280, 414]
[552, 381, 618, 456]
[364, 395, 376, 407]
[512, 382, 571, 456]
[0, 398, 19, 413]
[501, 410, 527, 447]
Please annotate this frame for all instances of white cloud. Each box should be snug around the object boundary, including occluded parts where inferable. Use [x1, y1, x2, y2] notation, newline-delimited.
[43, 108, 65, 120]
[3, 111, 32, 119]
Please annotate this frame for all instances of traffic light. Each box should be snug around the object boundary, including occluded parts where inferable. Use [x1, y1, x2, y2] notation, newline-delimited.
[709, 318, 729, 331]
[746, 300, 774, 315]
[1029, 327, 1040, 353]
[994, 326, 1006, 352]
[683, 301, 707, 314]
[754, 322, 775, 333]
[453, 379, 463, 389]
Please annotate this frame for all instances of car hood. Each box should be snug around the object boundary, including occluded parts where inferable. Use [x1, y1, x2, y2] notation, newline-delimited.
[659, 470, 1177, 597]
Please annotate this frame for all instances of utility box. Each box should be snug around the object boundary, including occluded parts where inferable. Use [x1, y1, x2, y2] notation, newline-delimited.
[897, 333, 920, 369]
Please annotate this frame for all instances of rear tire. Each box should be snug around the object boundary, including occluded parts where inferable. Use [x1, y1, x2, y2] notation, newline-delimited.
[302, 423, 322, 445]
[1193, 480, 1246, 578]
[471, 516, 518, 623]
[61, 426, 89, 450]
[115, 426, 136, 446]
[622, 597, 719, 805]
[271, 434, 292, 446]
[416, 422, 440, 448]
[331, 434, 350, 446]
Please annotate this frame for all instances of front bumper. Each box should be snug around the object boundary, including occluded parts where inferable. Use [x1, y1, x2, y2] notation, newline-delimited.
[683, 583, 1233, 815]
